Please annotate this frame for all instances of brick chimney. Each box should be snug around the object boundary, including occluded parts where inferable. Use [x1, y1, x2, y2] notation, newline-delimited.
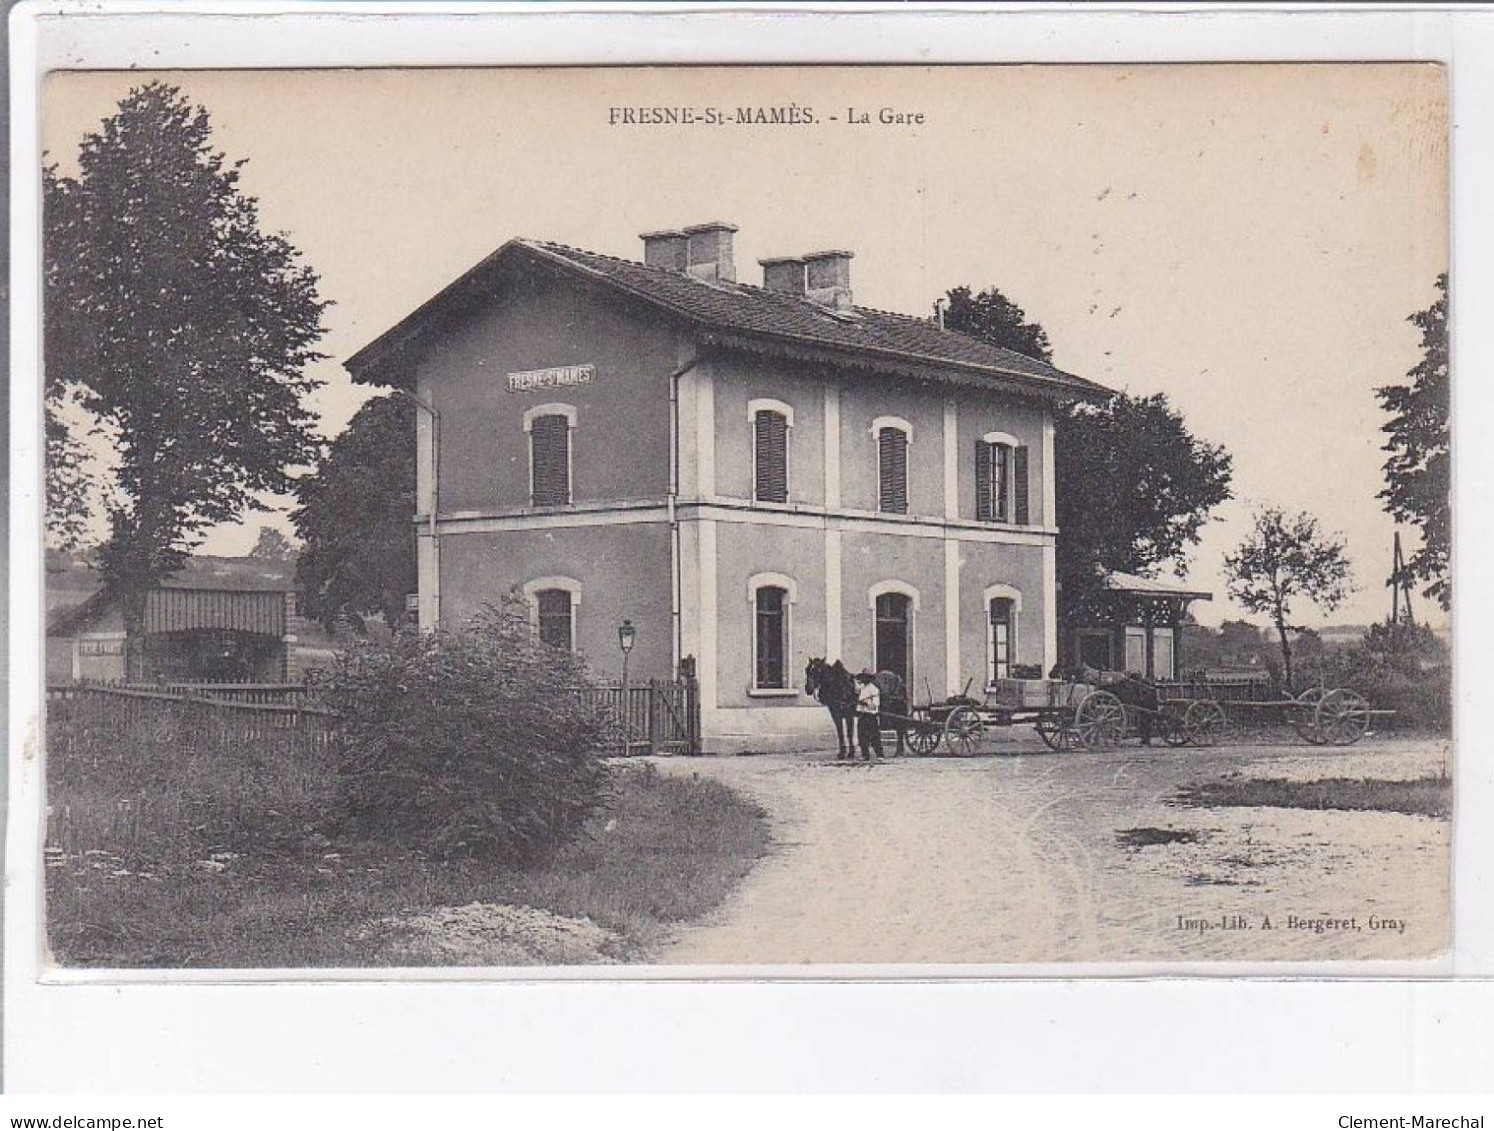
[683, 221, 738, 283]
[803, 250, 854, 309]
[641, 229, 689, 272]
[759, 256, 807, 296]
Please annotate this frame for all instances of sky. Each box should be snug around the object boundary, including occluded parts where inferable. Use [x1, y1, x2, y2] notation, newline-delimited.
[41, 64, 1449, 628]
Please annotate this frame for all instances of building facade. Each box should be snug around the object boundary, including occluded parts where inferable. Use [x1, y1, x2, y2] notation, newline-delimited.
[349, 223, 1111, 751]
[1066, 571, 1213, 682]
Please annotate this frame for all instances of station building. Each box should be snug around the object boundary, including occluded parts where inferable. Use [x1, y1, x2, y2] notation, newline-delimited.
[348, 222, 1112, 751]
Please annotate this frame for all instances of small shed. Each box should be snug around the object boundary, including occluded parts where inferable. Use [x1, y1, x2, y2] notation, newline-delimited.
[1065, 570, 1212, 681]
[46, 553, 301, 684]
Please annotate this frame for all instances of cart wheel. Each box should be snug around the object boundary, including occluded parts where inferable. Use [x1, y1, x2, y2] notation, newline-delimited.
[906, 722, 941, 756]
[1036, 716, 1082, 752]
[1074, 690, 1125, 750]
[1290, 688, 1328, 745]
[1315, 688, 1371, 746]
[1159, 710, 1190, 747]
[1184, 700, 1227, 747]
[944, 705, 983, 756]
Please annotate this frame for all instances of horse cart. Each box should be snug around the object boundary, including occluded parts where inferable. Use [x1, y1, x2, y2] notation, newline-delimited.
[889, 677, 1381, 756]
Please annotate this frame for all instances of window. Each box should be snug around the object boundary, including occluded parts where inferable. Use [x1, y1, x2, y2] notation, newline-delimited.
[1152, 629, 1176, 680]
[875, 419, 910, 514]
[976, 433, 1030, 525]
[526, 406, 575, 507]
[753, 408, 789, 503]
[983, 585, 1022, 686]
[536, 589, 574, 651]
[1124, 627, 1147, 674]
[521, 576, 581, 653]
[989, 598, 1014, 683]
[754, 586, 788, 689]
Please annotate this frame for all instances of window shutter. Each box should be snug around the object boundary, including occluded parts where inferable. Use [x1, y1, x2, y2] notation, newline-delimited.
[754, 411, 788, 503]
[878, 428, 908, 514]
[1013, 445, 1030, 526]
[530, 415, 570, 506]
[975, 441, 993, 521]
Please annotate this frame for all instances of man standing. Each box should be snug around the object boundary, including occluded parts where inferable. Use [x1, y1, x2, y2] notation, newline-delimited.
[854, 670, 883, 762]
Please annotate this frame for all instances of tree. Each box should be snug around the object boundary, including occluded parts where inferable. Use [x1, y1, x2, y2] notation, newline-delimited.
[1377, 275, 1449, 609]
[45, 401, 91, 549]
[943, 284, 1233, 618]
[1055, 393, 1234, 617]
[1223, 506, 1354, 689]
[943, 285, 1053, 363]
[292, 394, 416, 631]
[1218, 618, 1266, 662]
[45, 83, 328, 674]
[247, 525, 297, 563]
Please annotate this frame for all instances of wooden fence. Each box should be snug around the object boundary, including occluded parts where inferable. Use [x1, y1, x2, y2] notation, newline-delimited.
[48, 675, 702, 759]
[151, 681, 313, 707]
[570, 679, 701, 756]
[47, 682, 338, 757]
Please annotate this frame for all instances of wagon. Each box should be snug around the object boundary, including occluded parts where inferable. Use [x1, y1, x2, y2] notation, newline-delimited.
[889, 677, 1382, 755]
[890, 676, 1227, 756]
[1241, 685, 1384, 746]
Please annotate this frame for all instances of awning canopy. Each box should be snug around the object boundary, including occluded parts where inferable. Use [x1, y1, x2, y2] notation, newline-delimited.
[144, 588, 287, 637]
[1103, 570, 1212, 602]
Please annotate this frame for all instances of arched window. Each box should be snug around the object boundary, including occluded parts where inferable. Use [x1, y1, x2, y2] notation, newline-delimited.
[976, 431, 1029, 525]
[524, 404, 577, 507]
[755, 587, 788, 689]
[983, 584, 1023, 685]
[748, 573, 798, 693]
[873, 416, 912, 515]
[989, 599, 1014, 682]
[749, 399, 793, 504]
[536, 590, 575, 652]
[521, 576, 581, 653]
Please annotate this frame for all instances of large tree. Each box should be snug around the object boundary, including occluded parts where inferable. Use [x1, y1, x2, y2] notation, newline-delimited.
[943, 285, 1233, 617]
[1054, 392, 1233, 616]
[291, 394, 416, 632]
[45, 83, 328, 674]
[1377, 274, 1449, 609]
[1223, 506, 1353, 690]
[943, 285, 1053, 363]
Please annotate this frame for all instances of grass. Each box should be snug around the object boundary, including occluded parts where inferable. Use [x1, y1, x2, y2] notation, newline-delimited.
[46, 716, 771, 967]
[1172, 773, 1451, 819]
[1115, 827, 1202, 849]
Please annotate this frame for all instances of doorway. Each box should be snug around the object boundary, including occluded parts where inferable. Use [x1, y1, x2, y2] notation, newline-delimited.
[874, 592, 912, 689]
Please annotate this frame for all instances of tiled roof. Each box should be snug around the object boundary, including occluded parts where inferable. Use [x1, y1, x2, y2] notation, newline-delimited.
[347, 238, 1113, 400]
[1104, 570, 1213, 601]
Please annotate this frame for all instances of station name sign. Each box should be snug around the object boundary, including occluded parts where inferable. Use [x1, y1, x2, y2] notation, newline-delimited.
[506, 364, 596, 393]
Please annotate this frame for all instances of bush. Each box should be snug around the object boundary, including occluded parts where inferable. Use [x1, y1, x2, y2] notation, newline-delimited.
[308, 598, 612, 861]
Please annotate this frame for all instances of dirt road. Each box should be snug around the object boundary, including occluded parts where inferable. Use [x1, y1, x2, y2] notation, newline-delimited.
[658, 736, 1450, 966]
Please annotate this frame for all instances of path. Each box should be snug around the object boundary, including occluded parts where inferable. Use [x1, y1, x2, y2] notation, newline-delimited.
[657, 737, 1450, 965]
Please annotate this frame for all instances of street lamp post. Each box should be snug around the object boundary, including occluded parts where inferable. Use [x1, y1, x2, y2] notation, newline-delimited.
[618, 618, 636, 753]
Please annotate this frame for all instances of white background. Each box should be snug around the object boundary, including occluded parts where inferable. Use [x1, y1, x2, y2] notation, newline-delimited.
[8, 2, 1494, 1093]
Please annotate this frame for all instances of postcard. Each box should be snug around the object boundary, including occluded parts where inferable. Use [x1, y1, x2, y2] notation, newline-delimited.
[36, 62, 1451, 971]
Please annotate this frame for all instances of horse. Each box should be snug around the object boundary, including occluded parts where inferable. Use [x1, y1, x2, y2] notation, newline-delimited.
[805, 657, 858, 758]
